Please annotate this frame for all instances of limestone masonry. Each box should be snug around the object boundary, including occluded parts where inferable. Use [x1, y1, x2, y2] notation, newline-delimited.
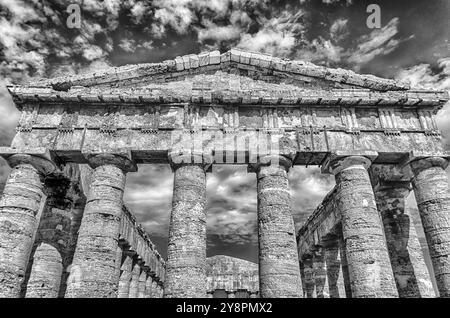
[0, 48, 449, 298]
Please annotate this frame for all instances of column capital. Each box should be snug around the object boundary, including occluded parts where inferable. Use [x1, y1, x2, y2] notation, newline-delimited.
[248, 154, 293, 173]
[4, 153, 57, 176]
[83, 152, 137, 173]
[321, 151, 377, 175]
[408, 156, 449, 175]
[167, 150, 213, 171]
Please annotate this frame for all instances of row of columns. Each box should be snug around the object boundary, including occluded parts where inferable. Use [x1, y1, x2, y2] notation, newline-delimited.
[117, 253, 163, 298]
[301, 155, 450, 298]
[1, 151, 449, 298]
[0, 152, 165, 298]
[163, 153, 303, 298]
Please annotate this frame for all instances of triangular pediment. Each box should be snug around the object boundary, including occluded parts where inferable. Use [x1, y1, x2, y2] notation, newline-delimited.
[28, 48, 410, 92]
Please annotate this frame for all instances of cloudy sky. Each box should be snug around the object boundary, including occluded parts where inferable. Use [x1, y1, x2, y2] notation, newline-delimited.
[0, 0, 449, 262]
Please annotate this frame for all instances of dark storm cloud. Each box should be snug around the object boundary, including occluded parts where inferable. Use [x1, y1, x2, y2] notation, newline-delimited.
[0, 0, 449, 259]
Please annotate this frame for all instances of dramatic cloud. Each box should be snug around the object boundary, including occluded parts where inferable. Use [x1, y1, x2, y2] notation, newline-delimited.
[0, 81, 20, 145]
[395, 58, 450, 148]
[0, 0, 449, 261]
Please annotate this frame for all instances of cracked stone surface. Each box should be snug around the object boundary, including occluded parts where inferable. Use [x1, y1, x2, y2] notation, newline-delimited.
[25, 243, 62, 298]
[254, 156, 302, 298]
[164, 163, 208, 298]
[374, 182, 435, 298]
[117, 254, 132, 298]
[410, 157, 450, 297]
[65, 160, 128, 298]
[0, 160, 47, 298]
[334, 158, 398, 298]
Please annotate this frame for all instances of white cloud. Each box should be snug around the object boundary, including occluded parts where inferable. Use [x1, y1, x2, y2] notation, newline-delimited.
[348, 18, 405, 66]
[0, 81, 20, 145]
[395, 58, 450, 91]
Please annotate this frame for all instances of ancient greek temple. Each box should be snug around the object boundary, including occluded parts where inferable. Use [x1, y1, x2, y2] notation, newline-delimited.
[0, 48, 449, 298]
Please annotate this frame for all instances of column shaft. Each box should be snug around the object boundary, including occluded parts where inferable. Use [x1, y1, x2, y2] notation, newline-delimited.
[313, 249, 326, 298]
[117, 255, 133, 298]
[65, 158, 129, 298]
[374, 183, 435, 298]
[334, 157, 398, 297]
[129, 263, 140, 298]
[164, 163, 208, 298]
[151, 281, 158, 298]
[302, 258, 315, 298]
[24, 169, 78, 297]
[25, 243, 62, 298]
[410, 157, 450, 297]
[254, 157, 302, 298]
[0, 156, 49, 298]
[138, 271, 147, 298]
[144, 276, 153, 298]
[338, 234, 352, 298]
[324, 240, 341, 298]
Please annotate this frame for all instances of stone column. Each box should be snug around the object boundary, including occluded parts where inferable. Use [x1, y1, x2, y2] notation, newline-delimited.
[129, 262, 141, 298]
[324, 238, 341, 298]
[164, 152, 211, 298]
[409, 157, 450, 297]
[144, 276, 153, 298]
[117, 254, 133, 298]
[326, 155, 398, 298]
[24, 164, 81, 298]
[370, 168, 435, 298]
[25, 243, 62, 298]
[157, 284, 164, 298]
[138, 270, 147, 298]
[151, 280, 159, 298]
[302, 257, 315, 298]
[338, 234, 352, 298]
[65, 153, 136, 298]
[250, 155, 302, 298]
[313, 248, 326, 298]
[0, 154, 55, 298]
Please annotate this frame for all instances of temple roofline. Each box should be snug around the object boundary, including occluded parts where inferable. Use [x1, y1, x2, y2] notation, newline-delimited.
[24, 48, 411, 92]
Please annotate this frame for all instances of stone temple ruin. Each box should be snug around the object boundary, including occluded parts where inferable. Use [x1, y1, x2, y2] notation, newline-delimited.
[206, 255, 259, 298]
[0, 48, 449, 298]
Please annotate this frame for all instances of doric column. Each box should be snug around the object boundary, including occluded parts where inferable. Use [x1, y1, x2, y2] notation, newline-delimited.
[65, 153, 136, 298]
[249, 155, 302, 298]
[129, 262, 141, 298]
[24, 163, 82, 298]
[338, 234, 352, 298]
[324, 155, 398, 297]
[138, 271, 147, 298]
[323, 237, 341, 298]
[370, 165, 435, 298]
[151, 280, 158, 298]
[164, 152, 211, 298]
[302, 257, 315, 298]
[0, 153, 55, 298]
[144, 276, 153, 298]
[25, 243, 62, 298]
[409, 157, 450, 297]
[313, 248, 326, 298]
[117, 254, 133, 298]
[157, 284, 164, 298]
